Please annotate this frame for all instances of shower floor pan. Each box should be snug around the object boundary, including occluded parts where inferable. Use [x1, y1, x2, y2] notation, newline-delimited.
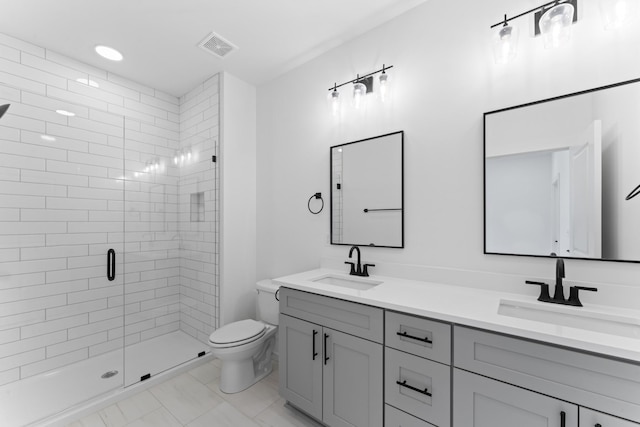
[0, 330, 209, 427]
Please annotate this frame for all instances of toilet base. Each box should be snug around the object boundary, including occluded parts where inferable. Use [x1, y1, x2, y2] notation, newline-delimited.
[217, 331, 276, 394]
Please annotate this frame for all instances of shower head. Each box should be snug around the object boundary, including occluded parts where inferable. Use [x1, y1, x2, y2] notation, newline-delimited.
[0, 104, 9, 119]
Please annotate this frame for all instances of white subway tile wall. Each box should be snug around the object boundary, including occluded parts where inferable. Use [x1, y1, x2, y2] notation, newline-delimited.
[0, 33, 220, 386]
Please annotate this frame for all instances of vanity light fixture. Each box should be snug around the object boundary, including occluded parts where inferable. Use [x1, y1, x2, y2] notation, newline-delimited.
[493, 15, 519, 64]
[490, 0, 578, 61]
[327, 64, 394, 115]
[379, 65, 390, 102]
[538, 2, 575, 49]
[353, 75, 367, 110]
[329, 83, 341, 116]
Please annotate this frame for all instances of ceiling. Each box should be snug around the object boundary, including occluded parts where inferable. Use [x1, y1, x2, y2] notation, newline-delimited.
[0, 0, 427, 97]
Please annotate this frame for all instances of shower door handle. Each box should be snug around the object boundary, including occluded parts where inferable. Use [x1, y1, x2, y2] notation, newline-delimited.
[107, 249, 115, 281]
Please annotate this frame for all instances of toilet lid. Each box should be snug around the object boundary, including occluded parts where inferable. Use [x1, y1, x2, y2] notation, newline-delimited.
[209, 319, 266, 346]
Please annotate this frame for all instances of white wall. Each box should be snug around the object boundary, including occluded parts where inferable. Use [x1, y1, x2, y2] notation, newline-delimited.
[220, 72, 257, 325]
[256, 0, 640, 306]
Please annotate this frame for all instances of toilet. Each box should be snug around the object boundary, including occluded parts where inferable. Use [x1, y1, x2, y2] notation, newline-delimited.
[208, 279, 280, 394]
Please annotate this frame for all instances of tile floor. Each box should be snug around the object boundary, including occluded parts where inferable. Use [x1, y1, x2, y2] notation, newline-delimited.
[66, 360, 323, 427]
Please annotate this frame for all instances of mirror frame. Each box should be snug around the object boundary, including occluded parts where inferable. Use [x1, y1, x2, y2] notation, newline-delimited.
[330, 131, 404, 248]
[483, 77, 640, 264]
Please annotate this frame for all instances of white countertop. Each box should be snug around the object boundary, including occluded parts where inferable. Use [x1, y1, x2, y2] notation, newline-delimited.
[273, 268, 640, 363]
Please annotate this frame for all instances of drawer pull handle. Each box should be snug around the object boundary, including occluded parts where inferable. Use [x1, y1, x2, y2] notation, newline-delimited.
[312, 330, 318, 360]
[560, 411, 566, 427]
[396, 380, 432, 397]
[397, 330, 433, 344]
[595, 424, 602, 427]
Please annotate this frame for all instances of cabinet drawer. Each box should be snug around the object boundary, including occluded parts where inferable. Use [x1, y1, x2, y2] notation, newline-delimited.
[279, 287, 383, 343]
[385, 311, 451, 365]
[580, 407, 640, 427]
[454, 326, 640, 423]
[385, 405, 434, 427]
[385, 347, 450, 427]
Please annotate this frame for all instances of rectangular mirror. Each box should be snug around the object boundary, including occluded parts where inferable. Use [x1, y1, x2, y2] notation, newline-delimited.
[484, 78, 640, 262]
[331, 131, 404, 248]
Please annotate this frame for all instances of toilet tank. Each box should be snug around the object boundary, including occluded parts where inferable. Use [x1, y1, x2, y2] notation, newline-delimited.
[256, 279, 280, 325]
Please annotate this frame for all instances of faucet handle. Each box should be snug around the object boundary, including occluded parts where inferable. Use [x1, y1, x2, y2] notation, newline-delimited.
[525, 280, 552, 302]
[567, 286, 598, 307]
[344, 261, 356, 275]
[362, 263, 375, 277]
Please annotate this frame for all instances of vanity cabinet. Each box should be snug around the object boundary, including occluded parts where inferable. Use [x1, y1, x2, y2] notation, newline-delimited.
[384, 311, 451, 426]
[279, 288, 384, 427]
[453, 326, 640, 426]
[580, 408, 640, 427]
[454, 368, 577, 426]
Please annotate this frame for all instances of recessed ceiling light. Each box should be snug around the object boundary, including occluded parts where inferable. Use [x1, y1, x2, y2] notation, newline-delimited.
[76, 78, 100, 88]
[95, 45, 123, 61]
[56, 109, 75, 117]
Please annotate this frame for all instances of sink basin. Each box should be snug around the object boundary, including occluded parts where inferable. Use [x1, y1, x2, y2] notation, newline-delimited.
[498, 299, 640, 339]
[311, 274, 382, 291]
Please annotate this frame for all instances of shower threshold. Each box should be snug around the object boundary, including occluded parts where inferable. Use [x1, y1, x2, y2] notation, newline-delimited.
[0, 331, 209, 427]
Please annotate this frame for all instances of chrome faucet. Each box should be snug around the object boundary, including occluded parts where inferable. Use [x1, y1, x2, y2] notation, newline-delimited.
[345, 245, 375, 277]
[526, 258, 597, 307]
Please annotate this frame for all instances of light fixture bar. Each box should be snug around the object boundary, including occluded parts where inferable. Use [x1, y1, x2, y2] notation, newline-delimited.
[327, 64, 394, 92]
[490, 0, 576, 28]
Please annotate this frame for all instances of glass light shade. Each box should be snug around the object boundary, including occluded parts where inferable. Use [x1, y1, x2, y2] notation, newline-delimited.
[539, 3, 575, 49]
[492, 24, 519, 64]
[379, 72, 390, 102]
[600, 0, 635, 29]
[353, 82, 367, 109]
[329, 89, 341, 116]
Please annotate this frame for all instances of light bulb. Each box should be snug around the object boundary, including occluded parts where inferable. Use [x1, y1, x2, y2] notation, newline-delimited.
[330, 89, 340, 116]
[379, 72, 389, 102]
[353, 82, 367, 110]
[493, 22, 519, 64]
[539, 3, 575, 49]
[173, 155, 178, 165]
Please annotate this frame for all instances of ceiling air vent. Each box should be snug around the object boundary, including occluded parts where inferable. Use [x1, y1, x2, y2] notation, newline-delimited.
[198, 32, 238, 58]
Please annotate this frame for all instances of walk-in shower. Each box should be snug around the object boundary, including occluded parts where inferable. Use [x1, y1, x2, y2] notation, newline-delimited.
[0, 74, 220, 426]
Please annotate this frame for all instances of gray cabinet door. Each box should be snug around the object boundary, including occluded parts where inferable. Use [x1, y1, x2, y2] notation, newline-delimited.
[454, 368, 578, 427]
[322, 328, 383, 427]
[279, 314, 323, 421]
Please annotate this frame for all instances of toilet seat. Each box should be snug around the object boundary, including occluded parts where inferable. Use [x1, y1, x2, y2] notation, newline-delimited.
[209, 319, 266, 348]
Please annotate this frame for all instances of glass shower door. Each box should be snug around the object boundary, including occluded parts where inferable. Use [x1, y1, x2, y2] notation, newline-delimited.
[0, 86, 125, 425]
[121, 118, 213, 386]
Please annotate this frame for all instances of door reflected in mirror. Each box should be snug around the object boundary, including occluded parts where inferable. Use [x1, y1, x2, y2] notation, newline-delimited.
[331, 131, 404, 248]
[485, 77, 640, 262]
